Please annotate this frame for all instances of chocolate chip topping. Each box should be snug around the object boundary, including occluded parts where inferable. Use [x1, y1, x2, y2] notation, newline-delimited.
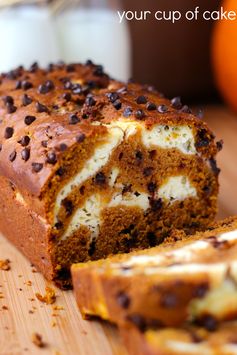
[4, 127, 14, 139]
[15, 80, 22, 89]
[9, 150, 16, 162]
[36, 102, 49, 113]
[69, 114, 80, 125]
[76, 133, 86, 143]
[22, 94, 32, 106]
[135, 109, 145, 119]
[21, 147, 30, 161]
[147, 182, 157, 193]
[46, 152, 57, 165]
[32, 162, 43, 173]
[149, 198, 163, 211]
[22, 80, 33, 91]
[3, 96, 14, 105]
[24, 115, 36, 125]
[59, 143, 67, 152]
[107, 92, 119, 103]
[18, 135, 30, 146]
[62, 92, 71, 102]
[38, 80, 55, 94]
[113, 99, 122, 110]
[123, 106, 132, 117]
[146, 102, 156, 111]
[85, 95, 96, 107]
[136, 95, 147, 104]
[116, 291, 131, 309]
[160, 293, 178, 308]
[6, 102, 17, 114]
[171, 96, 182, 109]
[157, 104, 168, 113]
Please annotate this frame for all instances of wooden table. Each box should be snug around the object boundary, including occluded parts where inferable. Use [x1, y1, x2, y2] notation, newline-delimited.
[0, 105, 236, 355]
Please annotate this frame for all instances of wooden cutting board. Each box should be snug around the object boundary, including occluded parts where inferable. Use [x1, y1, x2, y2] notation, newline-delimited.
[0, 105, 236, 355]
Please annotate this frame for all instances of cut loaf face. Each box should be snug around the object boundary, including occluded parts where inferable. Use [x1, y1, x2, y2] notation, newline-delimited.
[0, 62, 220, 288]
[72, 217, 237, 328]
[120, 322, 237, 355]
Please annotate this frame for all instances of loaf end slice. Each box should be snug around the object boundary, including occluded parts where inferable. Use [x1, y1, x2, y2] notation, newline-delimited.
[71, 216, 237, 327]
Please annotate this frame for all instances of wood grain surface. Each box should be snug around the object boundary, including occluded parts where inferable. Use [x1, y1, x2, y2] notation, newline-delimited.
[0, 105, 236, 355]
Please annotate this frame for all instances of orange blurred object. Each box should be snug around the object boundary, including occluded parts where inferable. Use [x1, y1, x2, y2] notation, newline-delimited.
[212, 0, 237, 112]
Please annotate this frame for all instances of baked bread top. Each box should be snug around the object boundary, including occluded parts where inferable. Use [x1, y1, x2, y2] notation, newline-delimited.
[0, 61, 219, 196]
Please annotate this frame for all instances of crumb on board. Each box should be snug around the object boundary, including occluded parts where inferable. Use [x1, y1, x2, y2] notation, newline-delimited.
[2, 305, 8, 310]
[35, 286, 56, 304]
[24, 280, 32, 286]
[0, 259, 11, 271]
[52, 305, 64, 311]
[31, 332, 46, 348]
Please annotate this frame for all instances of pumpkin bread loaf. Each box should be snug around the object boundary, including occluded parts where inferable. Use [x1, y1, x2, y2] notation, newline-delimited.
[0, 61, 220, 288]
[72, 217, 237, 327]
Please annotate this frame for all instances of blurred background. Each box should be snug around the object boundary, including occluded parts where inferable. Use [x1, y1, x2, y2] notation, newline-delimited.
[1, 0, 237, 218]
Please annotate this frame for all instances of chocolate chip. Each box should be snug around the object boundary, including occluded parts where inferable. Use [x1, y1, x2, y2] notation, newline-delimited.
[18, 135, 30, 146]
[59, 143, 67, 151]
[146, 102, 156, 111]
[147, 182, 157, 193]
[29, 62, 38, 73]
[180, 105, 192, 113]
[147, 232, 157, 247]
[15, 80, 22, 90]
[36, 102, 49, 113]
[41, 140, 48, 148]
[55, 221, 63, 230]
[32, 162, 43, 173]
[157, 104, 168, 113]
[113, 99, 122, 110]
[196, 315, 218, 332]
[66, 64, 75, 72]
[209, 158, 220, 175]
[4, 127, 14, 139]
[85, 95, 96, 107]
[116, 292, 130, 309]
[195, 129, 210, 148]
[123, 106, 132, 117]
[62, 198, 74, 216]
[56, 167, 65, 176]
[21, 147, 30, 161]
[3, 96, 14, 105]
[216, 140, 223, 151]
[149, 198, 162, 211]
[171, 96, 182, 109]
[46, 152, 57, 165]
[135, 109, 145, 119]
[76, 133, 86, 143]
[71, 83, 82, 94]
[69, 114, 80, 125]
[38, 80, 54, 94]
[136, 95, 147, 104]
[93, 65, 104, 76]
[22, 81, 33, 91]
[193, 283, 209, 298]
[135, 151, 143, 162]
[9, 150, 16, 162]
[95, 172, 106, 185]
[22, 94, 32, 106]
[24, 115, 36, 125]
[64, 80, 72, 90]
[143, 167, 153, 176]
[62, 92, 71, 102]
[86, 59, 93, 65]
[160, 293, 178, 308]
[107, 92, 119, 103]
[6, 103, 17, 113]
[127, 314, 146, 332]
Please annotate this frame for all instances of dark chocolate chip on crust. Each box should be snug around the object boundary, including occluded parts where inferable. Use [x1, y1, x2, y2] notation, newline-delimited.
[59, 143, 67, 152]
[126, 314, 146, 332]
[46, 152, 57, 165]
[22, 94, 33, 106]
[123, 106, 132, 117]
[36, 102, 49, 113]
[195, 315, 218, 332]
[157, 104, 168, 113]
[18, 135, 30, 146]
[113, 99, 122, 110]
[147, 182, 157, 193]
[136, 95, 147, 104]
[149, 198, 163, 211]
[146, 102, 156, 111]
[193, 282, 209, 298]
[116, 291, 131, 309]
[3, 95, 14, 105]
[9, 150, 16, 162]
[24, 115, 36, 125]
[21, 148, 30, 161]
[22, 80, 33, 91]
[4, 127, 14, 139]
[135, 109, 145, 119]
[32, 162, 43, 173]
[171, 96, 182, 109]
[69, 114, 80, 125]
[76, 133, 86, 143]
[6, 103, 17, 114]
[143, 167, 154, 176]
[160, 292, 178, 308]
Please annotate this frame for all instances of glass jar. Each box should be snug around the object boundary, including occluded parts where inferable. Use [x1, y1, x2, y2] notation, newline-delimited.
[0, 0, 60, 72]
[56, 0, 131, 81]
